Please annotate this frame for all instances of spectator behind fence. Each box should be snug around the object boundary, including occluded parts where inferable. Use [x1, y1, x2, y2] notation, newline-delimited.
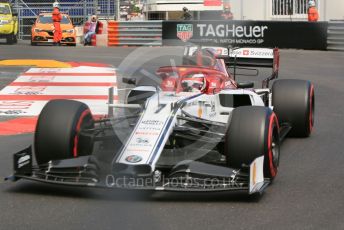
[84, 15, 100, 46]
[308, 0, 319, 22]
[221, 4, 233, 20]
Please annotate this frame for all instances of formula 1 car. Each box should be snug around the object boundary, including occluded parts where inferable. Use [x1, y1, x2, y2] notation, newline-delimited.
[7, 47, 314, 195]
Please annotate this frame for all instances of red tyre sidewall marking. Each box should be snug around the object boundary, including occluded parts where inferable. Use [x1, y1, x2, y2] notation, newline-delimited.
[309, 85, 314, 133]
[73, 109, 92, 158]
[268, 113, 279, 178]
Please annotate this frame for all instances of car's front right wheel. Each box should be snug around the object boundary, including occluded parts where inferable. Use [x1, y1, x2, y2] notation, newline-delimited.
[34, 100, 95, 165]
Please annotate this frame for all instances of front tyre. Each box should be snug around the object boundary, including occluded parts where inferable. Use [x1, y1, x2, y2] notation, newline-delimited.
[34, 100, 94, 165]
[225, 106, 280, 180]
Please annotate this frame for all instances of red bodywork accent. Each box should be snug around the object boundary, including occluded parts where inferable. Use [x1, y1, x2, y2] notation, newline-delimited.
[157, 65, 237, 94]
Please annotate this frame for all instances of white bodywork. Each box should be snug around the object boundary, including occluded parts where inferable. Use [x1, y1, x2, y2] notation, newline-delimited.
[115, 87, 266, 171]
[116, 46, 276, 176]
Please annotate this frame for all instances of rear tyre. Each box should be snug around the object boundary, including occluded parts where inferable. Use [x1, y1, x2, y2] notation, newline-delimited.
[34, 100, 95, 165]
[225, 106, 280, 180]
[31, 40, 37, 46]
[272, 79, 314, 137]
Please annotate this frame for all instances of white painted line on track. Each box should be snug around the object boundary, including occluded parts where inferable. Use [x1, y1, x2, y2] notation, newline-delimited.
[0, 66, 118, 116]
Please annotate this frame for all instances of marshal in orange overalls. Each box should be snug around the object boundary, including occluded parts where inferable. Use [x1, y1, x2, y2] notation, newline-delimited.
[308, 7, 319, 22]
[52, 7, 62, 44]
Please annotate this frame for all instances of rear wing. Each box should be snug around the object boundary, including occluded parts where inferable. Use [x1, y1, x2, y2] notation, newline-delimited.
[219, 48, 280, 72]
[183, 46, 280, 88]
[218, 48, 280, 88]
[183, 46, 279, 71]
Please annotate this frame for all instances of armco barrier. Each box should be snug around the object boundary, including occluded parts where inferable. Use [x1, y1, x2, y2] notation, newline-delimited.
[327, 20, 344, 51]
[162, 21, 329, 50]
[107, 21, 162, 46]
[80, 20, 342, 51]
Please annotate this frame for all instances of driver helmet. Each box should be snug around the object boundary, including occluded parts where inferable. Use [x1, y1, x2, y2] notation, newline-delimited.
[181, 74, 206, 92]
[183, 7, 188, 12]
[308, 0, 315, 7]
[53, 2, 60, 8]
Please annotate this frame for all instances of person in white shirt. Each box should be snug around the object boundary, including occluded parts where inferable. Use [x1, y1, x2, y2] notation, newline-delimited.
[84, 15, 99, 46]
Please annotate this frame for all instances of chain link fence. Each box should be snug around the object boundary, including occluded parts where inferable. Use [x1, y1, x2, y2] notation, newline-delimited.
[9, 0, 118, 40]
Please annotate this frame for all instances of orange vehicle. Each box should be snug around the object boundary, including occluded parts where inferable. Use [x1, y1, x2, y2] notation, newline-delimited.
[31, 12, 76, 46]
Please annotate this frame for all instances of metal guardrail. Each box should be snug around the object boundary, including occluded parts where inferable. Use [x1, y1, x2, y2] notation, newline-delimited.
[108, 21, 162, 46]
[327, 20, 344, 51]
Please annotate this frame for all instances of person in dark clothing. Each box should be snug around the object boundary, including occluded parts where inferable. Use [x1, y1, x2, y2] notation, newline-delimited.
[181, 7, 192, 20]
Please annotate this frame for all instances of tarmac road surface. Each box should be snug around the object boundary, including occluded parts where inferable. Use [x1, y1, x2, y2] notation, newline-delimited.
[0, 43, 344, 230]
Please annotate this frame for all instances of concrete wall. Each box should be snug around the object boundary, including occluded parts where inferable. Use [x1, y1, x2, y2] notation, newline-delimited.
[230, 0, 267, 20]
[320, 0, 344, 21]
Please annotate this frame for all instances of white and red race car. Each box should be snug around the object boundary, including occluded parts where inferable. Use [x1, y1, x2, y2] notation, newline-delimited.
[7, 47, 314, 196]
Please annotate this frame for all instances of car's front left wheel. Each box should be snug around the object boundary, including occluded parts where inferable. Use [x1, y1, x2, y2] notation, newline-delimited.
[225, 106, 280, 180]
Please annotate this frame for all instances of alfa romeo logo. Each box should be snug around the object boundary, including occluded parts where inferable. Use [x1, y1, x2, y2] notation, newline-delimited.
[177, 24, 193, 42]
[125, 155, 143, 163]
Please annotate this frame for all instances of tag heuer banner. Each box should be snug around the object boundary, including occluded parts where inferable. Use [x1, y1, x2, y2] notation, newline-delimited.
[163, 21, 328, 50]
[177, 24, 193, 42]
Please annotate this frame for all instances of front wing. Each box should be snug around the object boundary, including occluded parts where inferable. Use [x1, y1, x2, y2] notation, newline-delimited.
[6, 146, 270, 194]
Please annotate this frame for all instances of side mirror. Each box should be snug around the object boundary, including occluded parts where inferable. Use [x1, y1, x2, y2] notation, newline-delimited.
[13, 12, 18, 17]
[122, 77, 137, 85]
[237, 82, 254, 89]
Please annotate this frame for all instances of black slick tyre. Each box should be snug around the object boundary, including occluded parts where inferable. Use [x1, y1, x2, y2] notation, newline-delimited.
[34, 100, 94, 165]
[272, 79, 314, 137]
[225, 106, 280, 180]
